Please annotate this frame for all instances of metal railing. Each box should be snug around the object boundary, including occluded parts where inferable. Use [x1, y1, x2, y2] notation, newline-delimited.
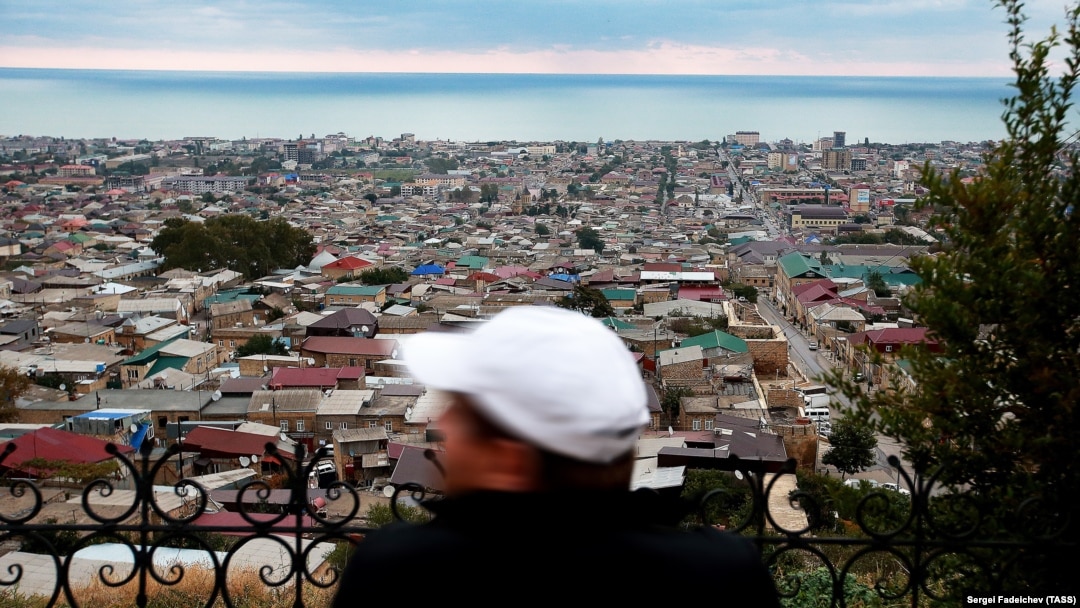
[0, 441, 1073, 607]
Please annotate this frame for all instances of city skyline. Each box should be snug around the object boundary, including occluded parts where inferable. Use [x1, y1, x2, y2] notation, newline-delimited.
[0, 0, 1071, 77]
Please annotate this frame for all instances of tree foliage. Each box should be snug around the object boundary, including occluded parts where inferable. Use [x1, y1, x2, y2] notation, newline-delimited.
[359, 266, 408, 285]
[235, 334, 288, 358]
[555, 285, 615, 318]
[151, 215, 315, 280]
[823, 1, 1080, 594]
[575, 227, 605, 253]
[0, 365, 30, 423]
[821, 419, 877, 479]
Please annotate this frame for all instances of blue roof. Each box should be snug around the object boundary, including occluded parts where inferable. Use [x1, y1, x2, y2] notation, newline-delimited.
[411, 264, 445, 275]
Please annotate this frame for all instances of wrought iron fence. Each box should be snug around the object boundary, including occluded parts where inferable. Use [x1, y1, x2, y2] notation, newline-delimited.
[0, 441, 1074, 607]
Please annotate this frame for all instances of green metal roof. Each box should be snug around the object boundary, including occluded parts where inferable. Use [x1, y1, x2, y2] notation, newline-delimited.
[121, 336, 182, 367]
[456, 255, 489, 270]
[326, 285, 386, 296]
[778, 252, 823, 279]
[600, 289, 636, 301]
[600, 317, 636, 330]
[146, 356, 189, 378]
[677, 330, 748, 354]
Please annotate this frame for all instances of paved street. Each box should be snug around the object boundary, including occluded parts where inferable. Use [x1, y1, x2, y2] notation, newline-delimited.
[755, 297, 911, 488]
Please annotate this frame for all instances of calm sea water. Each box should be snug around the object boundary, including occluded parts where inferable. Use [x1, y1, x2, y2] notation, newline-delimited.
[0, 68, 1013, 144]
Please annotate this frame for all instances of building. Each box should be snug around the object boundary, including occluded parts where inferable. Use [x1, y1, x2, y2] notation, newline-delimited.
[833, 131, 846, 149]
[822, 148, 852, 172]
[788, 205, 849, 233]
[161, 176, 253, 194]
[733, 131, 761, 146]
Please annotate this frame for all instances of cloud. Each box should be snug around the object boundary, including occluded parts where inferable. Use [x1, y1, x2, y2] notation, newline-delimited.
[0, 40, 1012, 77]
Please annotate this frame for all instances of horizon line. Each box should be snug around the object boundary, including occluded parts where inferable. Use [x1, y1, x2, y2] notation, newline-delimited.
[0, 65, 1012, 80]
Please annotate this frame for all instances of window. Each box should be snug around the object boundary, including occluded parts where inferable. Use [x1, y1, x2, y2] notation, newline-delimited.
[885, 345, 893, 352]
[296, 420, 305, 432]
[218, 340, 224, 346]
[384, 420, 393, 432]
[280, 420, 289, 432]
[158, 416, 168, 429]
[692, 419, 701, 431]
[127, 369, 139, 381]
[369, 421, 378, 428]
[340, 422, 348, 430]
[349, 358, 358, 367]
[325, 421, 332, 430]
[704, 420, 713, 431]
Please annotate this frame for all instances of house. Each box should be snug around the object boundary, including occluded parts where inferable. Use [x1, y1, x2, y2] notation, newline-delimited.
[315, 389, 376, 447]
[299, 336, 399, 371]
[0, 427, 134, 478]
[209, 300, 256, 331]
[320, 256, 375, 281]
[268, 367, 365, 391]
[324, 285, 387, 307]
[305, 308, 379, 339]
[247, 389, 321, 450]
[332, 428, 390, 488]
[119, 338, 223, 388]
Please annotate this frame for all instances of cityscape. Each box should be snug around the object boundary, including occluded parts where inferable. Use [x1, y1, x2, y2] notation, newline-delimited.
[1, 0, 1078, 606]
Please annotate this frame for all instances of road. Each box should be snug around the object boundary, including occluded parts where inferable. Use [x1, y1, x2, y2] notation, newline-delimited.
[755, 298, 915, 487]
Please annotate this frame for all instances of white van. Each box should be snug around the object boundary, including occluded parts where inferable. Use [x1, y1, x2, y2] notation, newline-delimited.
[804, 405, 831, 423]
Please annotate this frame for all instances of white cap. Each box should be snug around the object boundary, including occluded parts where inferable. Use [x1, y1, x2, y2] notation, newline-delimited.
[405, 306, 649, 463]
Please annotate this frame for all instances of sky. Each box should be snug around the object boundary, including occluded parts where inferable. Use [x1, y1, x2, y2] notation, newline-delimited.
[0, 0, 1072, 77]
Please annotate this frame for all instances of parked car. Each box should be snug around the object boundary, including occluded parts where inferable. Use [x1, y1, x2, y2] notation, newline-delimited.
[808, 340, 819, 350]
[843, 478, 880, 489]
[882, 482, 911, 496]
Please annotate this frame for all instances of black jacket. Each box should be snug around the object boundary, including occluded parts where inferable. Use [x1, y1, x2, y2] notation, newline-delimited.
[332, 490, 781, 604]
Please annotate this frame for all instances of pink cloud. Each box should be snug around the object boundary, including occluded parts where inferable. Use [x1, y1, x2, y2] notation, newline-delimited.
[0, 42, 1012, 77]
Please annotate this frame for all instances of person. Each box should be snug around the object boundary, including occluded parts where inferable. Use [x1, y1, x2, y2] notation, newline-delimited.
[332, 306, 780, 604]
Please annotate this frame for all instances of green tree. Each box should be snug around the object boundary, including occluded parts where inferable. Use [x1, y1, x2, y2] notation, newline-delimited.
[821, 419, 877, 479]
[359, 266, 409, 285]
[150, 215, 315, 279]
[826, 5, 1080, 593]
[235, 334, 288, 358]
[575, 227, 605, 253]
[864, 270, 890, 297]
[0, 365, 30, 423]
[555, 285, 615, 318]
[479, 183, 499, 203]
[534, 223, 550, 236]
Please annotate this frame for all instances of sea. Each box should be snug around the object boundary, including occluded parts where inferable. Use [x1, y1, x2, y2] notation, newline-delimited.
[0, 68, 1014, 144]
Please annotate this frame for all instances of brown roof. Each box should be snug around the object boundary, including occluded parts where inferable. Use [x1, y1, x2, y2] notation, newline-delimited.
[300, 336, 399, 357]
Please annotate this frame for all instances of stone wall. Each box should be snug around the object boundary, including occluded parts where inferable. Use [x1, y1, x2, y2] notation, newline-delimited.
[747, 339, 789, 376]
[773, 423, 819, 470]
[659, 359, 703, 380]
[766, 388, 804, 409]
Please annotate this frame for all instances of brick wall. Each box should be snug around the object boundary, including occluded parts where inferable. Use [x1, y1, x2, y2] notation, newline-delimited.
[747, 339, 789, 375]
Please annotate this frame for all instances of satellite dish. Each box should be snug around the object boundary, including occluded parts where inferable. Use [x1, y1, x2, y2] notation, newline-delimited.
[59, 384, 66, 391]
[360, 325, 369, 333]
[734, 470, 744, 480]
[239, 456, 251, 467]
[129, 423, 139, 434]
[211, 390, 222, 402]
[382, 486, 395, 498]
[84, 337, 90, 343]
[251, 455, 259, 463]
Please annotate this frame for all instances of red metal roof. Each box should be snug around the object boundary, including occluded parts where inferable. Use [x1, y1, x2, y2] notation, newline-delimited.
[1, 428, 134, 475]
[182, 426, 295, 460]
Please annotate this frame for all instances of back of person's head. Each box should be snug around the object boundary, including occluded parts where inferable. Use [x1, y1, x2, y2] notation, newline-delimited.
[405, 306, 649, 492]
